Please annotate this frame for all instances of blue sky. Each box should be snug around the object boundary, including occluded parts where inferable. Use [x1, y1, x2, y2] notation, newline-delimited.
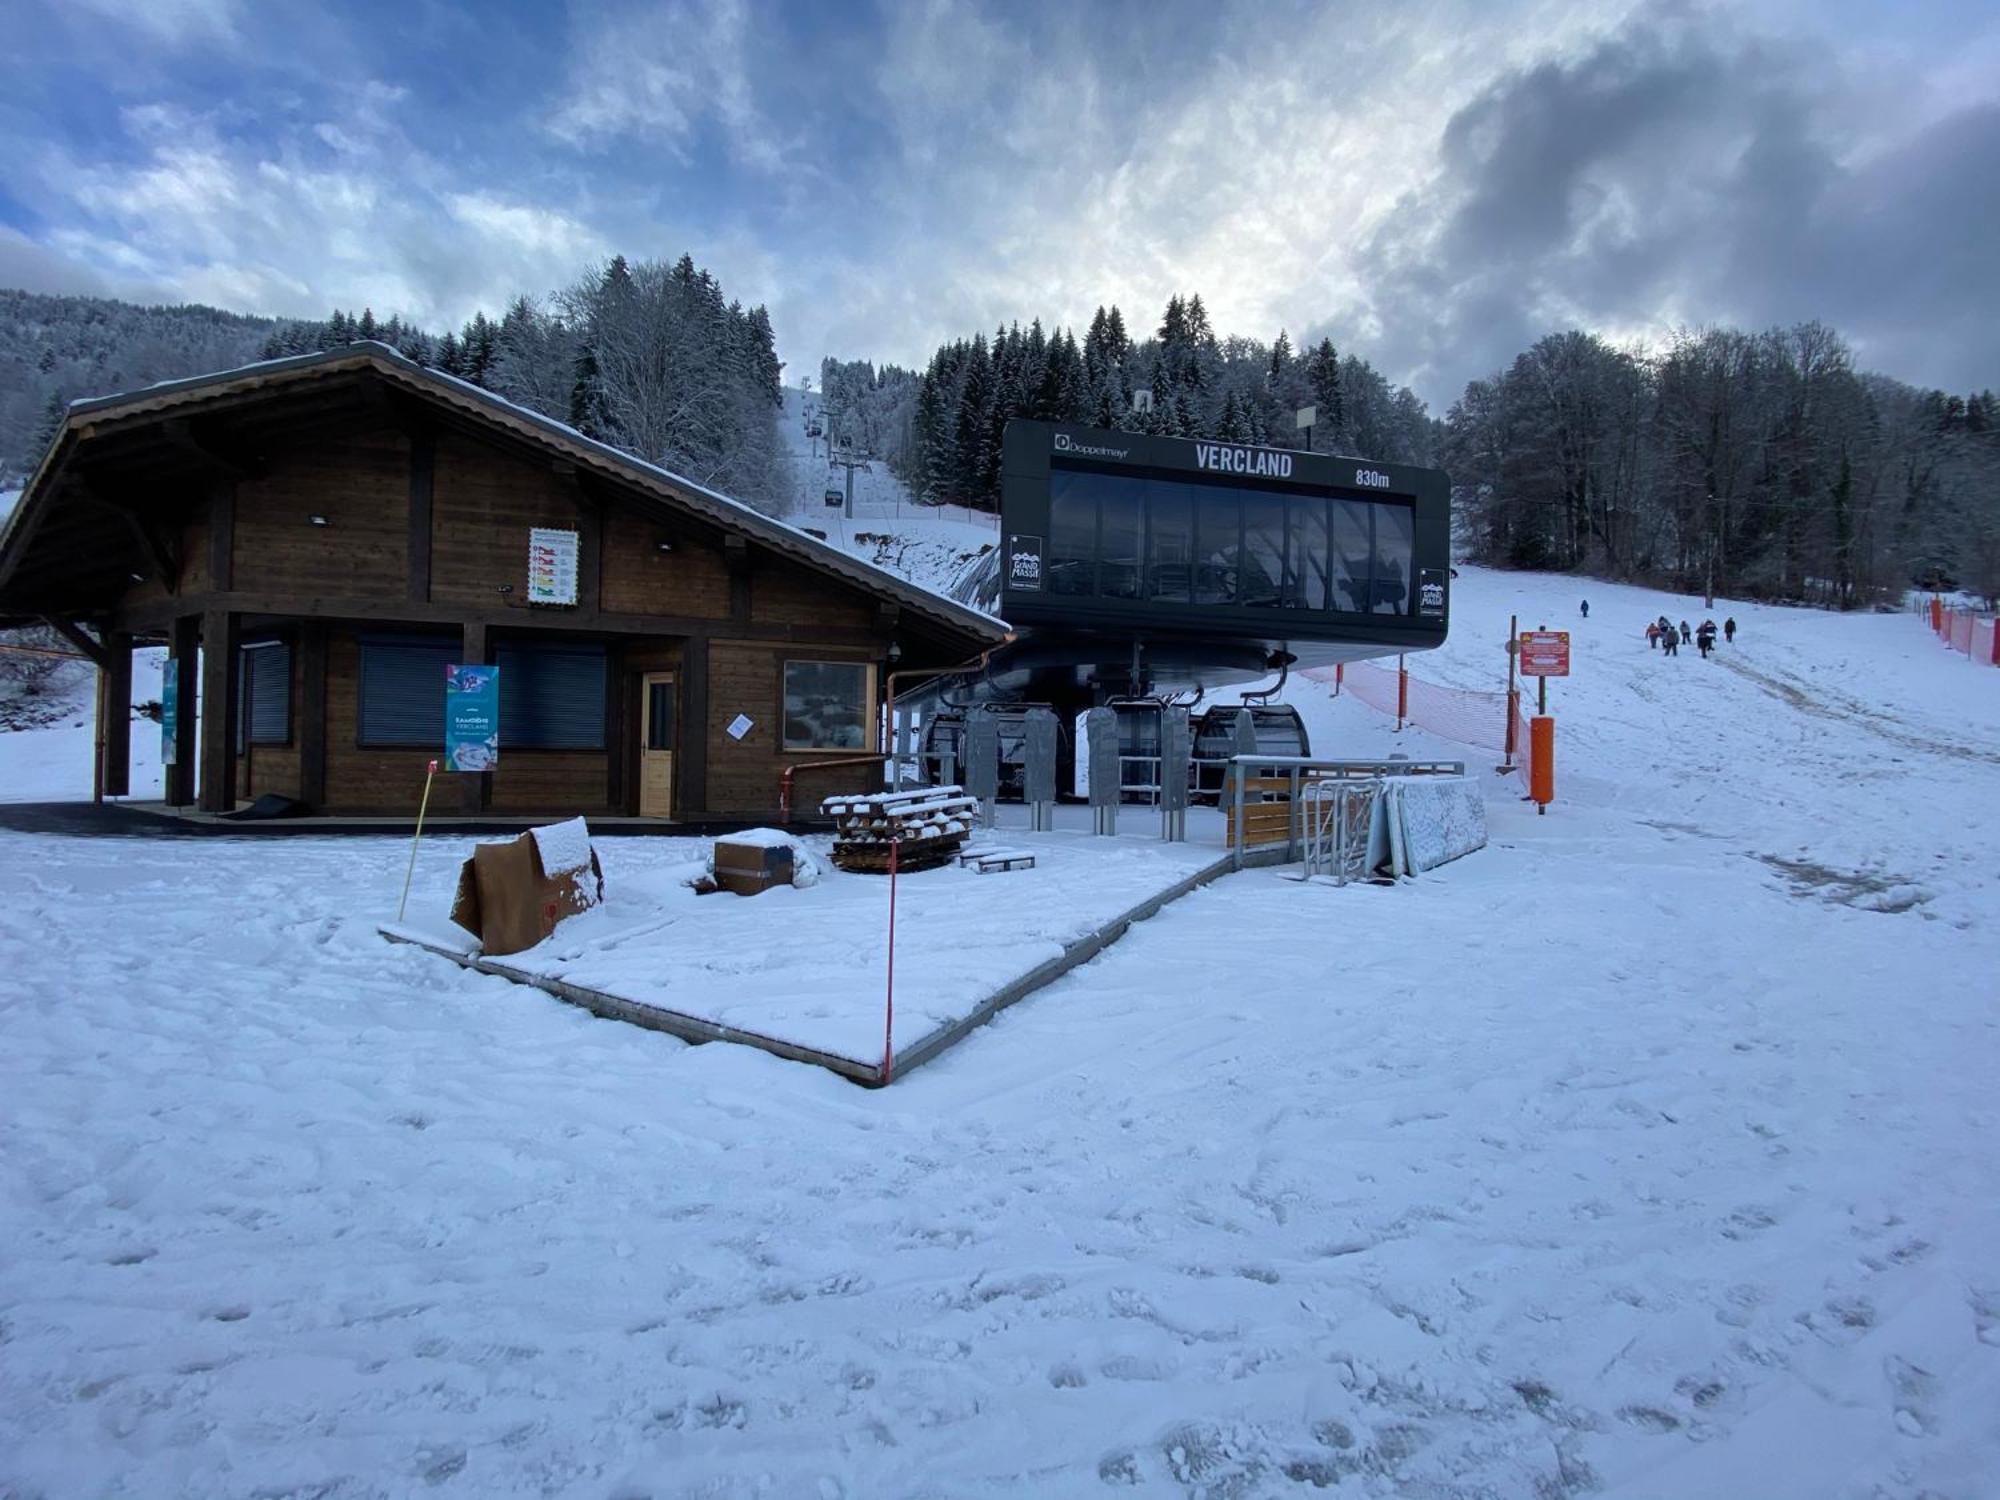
[4, 0, 1996, 406]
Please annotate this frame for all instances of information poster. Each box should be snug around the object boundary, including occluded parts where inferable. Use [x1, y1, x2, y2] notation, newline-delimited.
[161, 663, 178, 766]
[445, 663, 501, 771]
[527, 528, 580, 605]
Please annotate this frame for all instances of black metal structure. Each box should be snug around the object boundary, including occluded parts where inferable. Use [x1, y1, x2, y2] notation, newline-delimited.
[950, 420, 1450, 703]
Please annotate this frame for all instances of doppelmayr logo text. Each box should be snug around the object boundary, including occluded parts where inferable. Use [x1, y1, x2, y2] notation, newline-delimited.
[1053, 432, 1130, 459]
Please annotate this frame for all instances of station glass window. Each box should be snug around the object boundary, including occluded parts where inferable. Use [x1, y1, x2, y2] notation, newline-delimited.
[1193, 492, 1239, 605]
[1048, 469, 1097, 596]
[1329, 501, 1373, 614]
[1145, 481, 1194, 602]
[1098, 478, 1143, 600]
[1371, 504, 1414, 614]
[1290, 502, 1331, 610]
[496, 642, 606, 750]
[1239, 495, 1287, 608]
[783, 660, 871, 750]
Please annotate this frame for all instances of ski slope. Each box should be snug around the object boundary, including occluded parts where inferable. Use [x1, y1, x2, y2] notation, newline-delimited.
[2, 570, 1997, 1497]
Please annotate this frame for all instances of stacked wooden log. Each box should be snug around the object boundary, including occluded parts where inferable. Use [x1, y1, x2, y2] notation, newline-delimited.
[819, 786, 980, 873]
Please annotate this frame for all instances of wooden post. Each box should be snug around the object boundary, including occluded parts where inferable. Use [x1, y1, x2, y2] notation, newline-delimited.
[298, 621, 329, 811]
[604, 639, 627, 812]
[459, 622, 488, 814]
[197, 608, 239, 813]
[102, 630, 132, 798]
[167, 616, 199, 807]
[678, 636, 709, 819]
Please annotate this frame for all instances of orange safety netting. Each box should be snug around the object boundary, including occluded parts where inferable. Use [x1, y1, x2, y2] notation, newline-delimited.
[1304, 660, 1530, 789]
[1929, 600, 2000, 666]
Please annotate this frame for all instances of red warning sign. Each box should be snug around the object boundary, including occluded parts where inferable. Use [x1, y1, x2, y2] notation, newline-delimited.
[1518, 630, 1571, 677]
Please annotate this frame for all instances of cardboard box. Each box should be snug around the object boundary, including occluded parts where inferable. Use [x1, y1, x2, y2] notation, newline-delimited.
[449, 826, 604, 956]
[712, 837, 795, 897]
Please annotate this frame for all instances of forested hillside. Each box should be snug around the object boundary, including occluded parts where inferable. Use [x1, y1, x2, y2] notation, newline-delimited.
[259, 255, 791, 515]
[0, 291, 276, 483]
[881, 296, 1435, 513]
[0, 254, 792, 515]
[1443, 325, 1999, 606]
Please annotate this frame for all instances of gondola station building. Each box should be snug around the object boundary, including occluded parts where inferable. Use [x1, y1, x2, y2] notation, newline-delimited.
[0, 343, 1002, 822]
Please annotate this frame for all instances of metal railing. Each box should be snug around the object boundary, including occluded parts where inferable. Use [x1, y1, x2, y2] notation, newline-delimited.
[1227, 756, 1464, 869]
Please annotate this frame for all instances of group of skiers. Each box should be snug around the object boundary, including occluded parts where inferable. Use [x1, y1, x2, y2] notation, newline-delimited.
[1645, 614, 1734, 658]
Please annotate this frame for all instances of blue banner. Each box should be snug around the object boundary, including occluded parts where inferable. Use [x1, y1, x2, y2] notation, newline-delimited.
[160, 664, 177, 767]
[444, 663, 501, 772]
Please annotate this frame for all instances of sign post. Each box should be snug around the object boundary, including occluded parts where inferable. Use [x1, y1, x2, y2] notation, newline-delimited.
[1516, 626, 1568, 815]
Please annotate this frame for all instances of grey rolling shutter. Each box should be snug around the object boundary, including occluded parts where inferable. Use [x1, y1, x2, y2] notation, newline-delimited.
[359, 636, 455, 746]
[241, 642, 292, 745]
[497, 643, 606, 751]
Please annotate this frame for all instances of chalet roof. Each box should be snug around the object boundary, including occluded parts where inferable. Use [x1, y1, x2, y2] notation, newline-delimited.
[0, 341, 1005, 643]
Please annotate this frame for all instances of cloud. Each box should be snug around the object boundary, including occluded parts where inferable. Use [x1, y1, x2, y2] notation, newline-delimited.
[1351, 11, 2000, 399]
[2, 0, 1989, 417]
[57, 0, 240, 48]
[544, 0, 792, 173]
[29, 98, 607, 328]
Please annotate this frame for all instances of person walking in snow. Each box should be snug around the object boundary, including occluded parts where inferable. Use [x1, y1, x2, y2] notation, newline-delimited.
[1724, 617, 1737, 645]
[1661, 624, 1678, 656]
[1580, 599, 1590, 619]
[1697, 619, 1717, 658]
[1646, 621, 1660, 649]
[1679, 620, 1692, 645]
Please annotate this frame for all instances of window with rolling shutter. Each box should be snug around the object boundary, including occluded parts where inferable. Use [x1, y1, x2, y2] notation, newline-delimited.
[496, 642, 606, 751]
[237, 640, 292, 749]
[358, 635, 455, 747]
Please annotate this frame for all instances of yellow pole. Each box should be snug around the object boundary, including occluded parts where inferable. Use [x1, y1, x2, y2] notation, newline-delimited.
[396, 759, 439, 923]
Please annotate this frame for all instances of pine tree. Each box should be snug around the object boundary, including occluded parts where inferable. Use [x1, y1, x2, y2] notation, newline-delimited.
[1216, 389, 1245, 442]
[1307, 338, 1343, 450]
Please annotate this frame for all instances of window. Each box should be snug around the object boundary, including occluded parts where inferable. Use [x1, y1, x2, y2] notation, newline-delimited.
[1194, 491, 1239, 604]
[1330, 501, 1373, 613]
[1146, 481, 1194, 602]
[1371, 503, 1414, 614]
[1239, 496, 1287, 608]
[358, 636, 455, 746]
[237, 640, 291, 750]
[1048, 469, 1097, 596]
[496, 642, 606, 750]
[784, 660, 871, 750]
[1290, 502, 1331, 610]
[1098, 478, 1143, 600]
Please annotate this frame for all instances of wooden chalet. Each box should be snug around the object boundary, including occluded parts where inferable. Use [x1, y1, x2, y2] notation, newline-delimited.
[0, 342, 1003, 822]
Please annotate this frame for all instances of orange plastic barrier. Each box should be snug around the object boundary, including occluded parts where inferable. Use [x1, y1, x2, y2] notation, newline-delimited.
[1529, 716, 1554, 811]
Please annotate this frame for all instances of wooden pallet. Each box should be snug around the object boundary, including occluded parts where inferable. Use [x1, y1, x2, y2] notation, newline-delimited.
[832, 837, 965, 874]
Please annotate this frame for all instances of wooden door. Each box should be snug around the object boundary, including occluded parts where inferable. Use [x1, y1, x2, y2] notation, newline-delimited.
[640, 672, 675, 818]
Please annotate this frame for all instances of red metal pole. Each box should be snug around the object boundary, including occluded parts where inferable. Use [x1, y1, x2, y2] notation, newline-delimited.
[881, 836, 899, 1084]
[1333, 662, 1343, 697]
[1396, 655, 1408, 730]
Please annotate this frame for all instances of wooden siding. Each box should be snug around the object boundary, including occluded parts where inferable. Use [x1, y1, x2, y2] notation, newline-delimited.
[600, 507, 732, 618]
[704, 640, 880, 815]
[489, 752, 612, 814]
[324, 631, 439, 813]
[228, 427, 408, 597]
[751, 560, 875, 628]
[428, 431, 585, 607]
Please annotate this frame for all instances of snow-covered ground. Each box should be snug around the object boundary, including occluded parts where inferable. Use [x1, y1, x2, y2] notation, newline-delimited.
[3, 569, 1998, 1497]
[393, 816, 1225, 1069]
